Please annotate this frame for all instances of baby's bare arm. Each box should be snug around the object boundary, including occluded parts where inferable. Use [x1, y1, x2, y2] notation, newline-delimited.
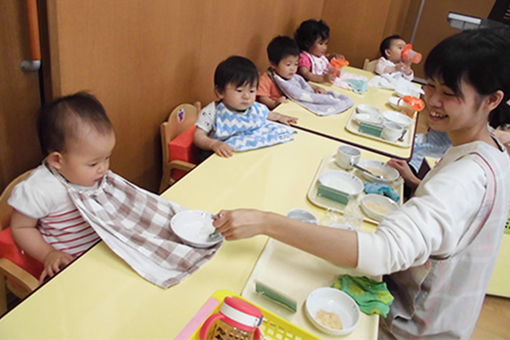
[193, 126, 233, 157]
[11, 209, 73, 282]
[298, 66, 334, 84]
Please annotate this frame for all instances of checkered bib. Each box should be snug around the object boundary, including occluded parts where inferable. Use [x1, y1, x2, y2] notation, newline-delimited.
[58, 170, 221, 288]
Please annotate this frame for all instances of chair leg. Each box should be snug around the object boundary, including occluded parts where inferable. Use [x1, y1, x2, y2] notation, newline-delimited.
[0, 276, 7, 316]
[159, 169, 172, 194]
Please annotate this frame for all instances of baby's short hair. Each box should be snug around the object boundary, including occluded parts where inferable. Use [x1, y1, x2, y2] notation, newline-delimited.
[267, 36, 300, 65]
[379, 35, 403, 58]
[214, 56, 259, 92]
[37, 92, 113, 156]
[294, 19, 330, 52]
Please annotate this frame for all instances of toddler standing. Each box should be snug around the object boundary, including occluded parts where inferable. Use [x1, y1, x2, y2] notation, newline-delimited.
[375, 35, 414, 80]
[194, 56, 297, 158]
[9, 92, 114, 282]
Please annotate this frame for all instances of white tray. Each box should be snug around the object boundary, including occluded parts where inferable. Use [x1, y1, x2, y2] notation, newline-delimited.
[307, 155, 403, 224]
[345, 110, 415, 148]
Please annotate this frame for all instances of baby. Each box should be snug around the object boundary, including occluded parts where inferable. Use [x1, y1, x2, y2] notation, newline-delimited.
[194, 56, 297, 158]
[294, 19, 344, 84]
[9, 92, 115, 282]
[375, 35, 414, 80]
[257, 36, 326, 110]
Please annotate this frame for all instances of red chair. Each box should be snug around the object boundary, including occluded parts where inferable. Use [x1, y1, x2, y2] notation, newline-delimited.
[0, 170, 41, 315]
[159, 102, 201, 193]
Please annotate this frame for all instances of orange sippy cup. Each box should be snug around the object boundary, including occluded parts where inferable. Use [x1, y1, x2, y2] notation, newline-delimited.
[401, 44, 422, 64]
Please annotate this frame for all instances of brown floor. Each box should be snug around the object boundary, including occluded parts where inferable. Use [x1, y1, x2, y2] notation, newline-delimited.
[471, 295, 510, 340]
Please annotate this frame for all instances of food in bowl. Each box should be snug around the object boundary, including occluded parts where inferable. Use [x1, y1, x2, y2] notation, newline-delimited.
[356, 159, 400, 183]
[360, 194, 399, 221]
[316, 309, 343, 330]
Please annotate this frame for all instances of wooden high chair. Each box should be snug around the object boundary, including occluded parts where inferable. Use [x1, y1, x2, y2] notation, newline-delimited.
[159, 101, 201, 193]
[362, 58, 378, 73]
[0, 170, 40, 315]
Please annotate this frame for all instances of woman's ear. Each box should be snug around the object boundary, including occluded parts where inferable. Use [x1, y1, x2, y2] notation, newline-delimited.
[485, 90, 504, 112]
[46, 152, 63, 170]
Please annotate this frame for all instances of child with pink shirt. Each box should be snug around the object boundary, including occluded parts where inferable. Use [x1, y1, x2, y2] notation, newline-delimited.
[294, 19, 344, 84]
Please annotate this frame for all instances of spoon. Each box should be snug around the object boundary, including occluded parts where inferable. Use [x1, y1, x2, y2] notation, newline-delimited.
[398, 129, 407, 142]
[352, 163, 386, 181]
[207, 230, 222, 242]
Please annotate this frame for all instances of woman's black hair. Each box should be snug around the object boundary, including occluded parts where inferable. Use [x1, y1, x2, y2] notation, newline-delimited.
[425, 27, 510, 127]
[214, 56, 259, 92]
[37, 92, 113, 156]
[379, 35, 403, 58]
[294, 19, 330, 52]
[267, 36, 300, 65]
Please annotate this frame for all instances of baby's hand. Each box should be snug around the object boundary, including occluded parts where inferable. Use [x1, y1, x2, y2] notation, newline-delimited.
[211, 140, 234, 158]
[40, 250, 73, 282]
[276, 96, 288, 105]
[395, 62, 412, 75]
[312, 85, 327, 94]
[277, 113, 298, 125]
[322, 71, 336, 84]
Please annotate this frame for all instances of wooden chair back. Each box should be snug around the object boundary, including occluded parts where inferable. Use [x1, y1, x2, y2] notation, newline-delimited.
[159, 102, 201, 192]
[0, 170, 33, 230]
[363, 58, 378, 73]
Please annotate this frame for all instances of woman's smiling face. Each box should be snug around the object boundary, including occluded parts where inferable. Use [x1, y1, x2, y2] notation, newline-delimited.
[423, 77, 492, 145]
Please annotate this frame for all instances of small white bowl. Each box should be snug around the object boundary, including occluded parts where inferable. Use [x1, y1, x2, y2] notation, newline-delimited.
[319, 170, 364, 197]
[305, 287, 360, 336]
[356, 104, 381, 115]
[360, 194, 399, 221]
[382, 110, 413, 128]
[170, 210, 223, 248]
[394, 83, 424, 98]
[356, 159, 400, 184]
[354, 113, 383, 125]
[286, 208, 318, 224]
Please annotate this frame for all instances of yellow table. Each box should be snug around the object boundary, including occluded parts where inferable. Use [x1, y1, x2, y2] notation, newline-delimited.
[278, 66, 417, 160]
[0, 130, 392, 339]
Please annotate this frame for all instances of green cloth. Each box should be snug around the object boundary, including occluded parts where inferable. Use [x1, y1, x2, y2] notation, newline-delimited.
[332, 275, 394, 317]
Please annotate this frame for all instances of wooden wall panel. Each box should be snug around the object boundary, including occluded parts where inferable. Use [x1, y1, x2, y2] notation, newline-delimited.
[411, 0, 496, 78]
[321, 0, 411, 68]
[47, 0, 322, 191]
[0, 0, 42, 191]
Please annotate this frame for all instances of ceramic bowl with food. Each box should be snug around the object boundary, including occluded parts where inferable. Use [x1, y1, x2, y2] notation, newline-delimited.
[305, 287, 360, 335]
[356, 159, 400, 184]
[360, 194, 399, 221]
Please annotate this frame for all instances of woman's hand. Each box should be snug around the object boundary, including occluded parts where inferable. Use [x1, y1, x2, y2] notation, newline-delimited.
[211, 141, 234, 158]
[212, 209, 271, 240]
[40, 250, 73, 282]
[387, 158, 421, 188]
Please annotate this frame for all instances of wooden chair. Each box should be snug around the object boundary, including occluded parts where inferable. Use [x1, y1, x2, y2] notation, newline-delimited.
[362, 58, 378, 73]
[159, 101, 201, 193]
[0, 170, 39, 315]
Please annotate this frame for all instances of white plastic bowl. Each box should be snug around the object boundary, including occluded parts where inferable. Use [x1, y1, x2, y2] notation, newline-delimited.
[318, 170, 364, 197]
[354, 113, 383, 125]
[394, 82, 424, 98]
[382, 110, 413, 128]
[356, 104, 381, 115]
[360, 194, 399, 221]
[305, 287, 360, 336]
[170, 210, 223, 248]
[356, 159, 400, 184]
[286, 208, 319, 224]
